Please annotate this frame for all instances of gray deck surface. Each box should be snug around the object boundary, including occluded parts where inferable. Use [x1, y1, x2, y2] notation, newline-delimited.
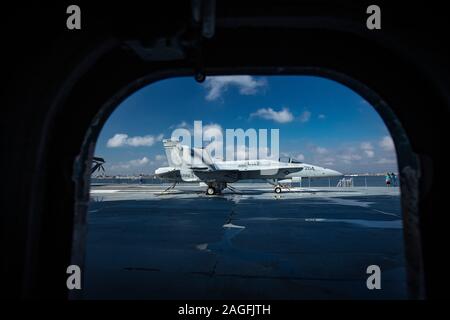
[83, 184, 406, 299]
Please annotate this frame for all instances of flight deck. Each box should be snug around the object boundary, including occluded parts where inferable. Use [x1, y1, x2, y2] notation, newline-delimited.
[83, 183, 406, 299]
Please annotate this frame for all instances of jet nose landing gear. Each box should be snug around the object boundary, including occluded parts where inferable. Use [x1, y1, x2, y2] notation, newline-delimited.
[205, 182, 227, 195]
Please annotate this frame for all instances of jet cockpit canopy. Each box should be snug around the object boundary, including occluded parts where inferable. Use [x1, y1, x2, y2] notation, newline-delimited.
[279, 156, 303, 164]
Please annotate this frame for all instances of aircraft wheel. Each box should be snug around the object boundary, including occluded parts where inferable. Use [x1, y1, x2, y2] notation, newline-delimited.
[206, 187, 216, 195]
[274, 186, 282, 194]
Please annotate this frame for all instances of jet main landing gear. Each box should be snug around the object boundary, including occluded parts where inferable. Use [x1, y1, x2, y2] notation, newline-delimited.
[271, 182, 290, 194]
[268, 179, 288, 194]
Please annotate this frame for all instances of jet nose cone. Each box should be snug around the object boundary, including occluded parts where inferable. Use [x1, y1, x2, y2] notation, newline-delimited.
[327, 169, 344, 177]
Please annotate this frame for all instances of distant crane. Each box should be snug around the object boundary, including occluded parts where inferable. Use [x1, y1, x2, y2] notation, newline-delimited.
[91, 157, 105, 176]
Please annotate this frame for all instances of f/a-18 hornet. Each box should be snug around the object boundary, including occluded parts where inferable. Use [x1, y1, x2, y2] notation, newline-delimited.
[154, 139, 343, 195]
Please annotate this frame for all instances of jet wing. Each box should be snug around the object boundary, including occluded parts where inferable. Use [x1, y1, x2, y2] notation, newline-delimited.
[192, 169, 240, 183]
[192, 166, 302, 183]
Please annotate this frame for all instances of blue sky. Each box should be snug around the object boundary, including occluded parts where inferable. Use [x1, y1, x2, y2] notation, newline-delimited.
[96, 75, 397, 175]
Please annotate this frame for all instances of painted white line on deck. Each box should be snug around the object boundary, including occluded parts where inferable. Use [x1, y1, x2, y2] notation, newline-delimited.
[372, 209, 399, 217]
[90, 190, 119, 194]
[223, 223, 246, 229]
[304, 218, 402, 229]
[323, 197, 374, 208]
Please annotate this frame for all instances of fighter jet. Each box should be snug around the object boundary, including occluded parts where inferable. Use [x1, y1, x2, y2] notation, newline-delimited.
[155, 139, 343, 195]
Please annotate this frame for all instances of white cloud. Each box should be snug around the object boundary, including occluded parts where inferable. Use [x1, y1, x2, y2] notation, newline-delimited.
[282, 139, 399, 173]
[204, 75, 267, 101]
[318, 114, 326, 119]
[360, 142, 373, 150]
[286, 138, 398, 173]
[250, 107, 294, 123]
[129, 157, 150, 166]
[339, 153, 363, 163]
[322, 157, 335, 166]
[314, 146, 328, 154]
[127, 134, 163, 147]
[106, 133, 164, 148]
[379, 136, 395, 151]
[360, 142, 375, 158]
[153, 154, 168, 167]
[109, 157, 151, 171]
[106, 134, 128, 148]
[364, 150, 375, 158]
[337, 147, 363, 163]
[376, 157, 396, 164]
[299, 110, 311, 123]
[280, 152, 304, 162]
[170, 121, 189, 129]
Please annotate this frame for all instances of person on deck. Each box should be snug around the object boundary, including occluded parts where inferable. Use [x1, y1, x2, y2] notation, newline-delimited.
[391, 172, 397, 186]
[385, 172, 391, 187]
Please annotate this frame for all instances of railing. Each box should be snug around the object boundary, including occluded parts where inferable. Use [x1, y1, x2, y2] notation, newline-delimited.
[336, 177, 354, 187]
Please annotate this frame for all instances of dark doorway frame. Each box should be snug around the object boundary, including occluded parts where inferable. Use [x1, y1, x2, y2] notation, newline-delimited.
[4, 2, 448, 300]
